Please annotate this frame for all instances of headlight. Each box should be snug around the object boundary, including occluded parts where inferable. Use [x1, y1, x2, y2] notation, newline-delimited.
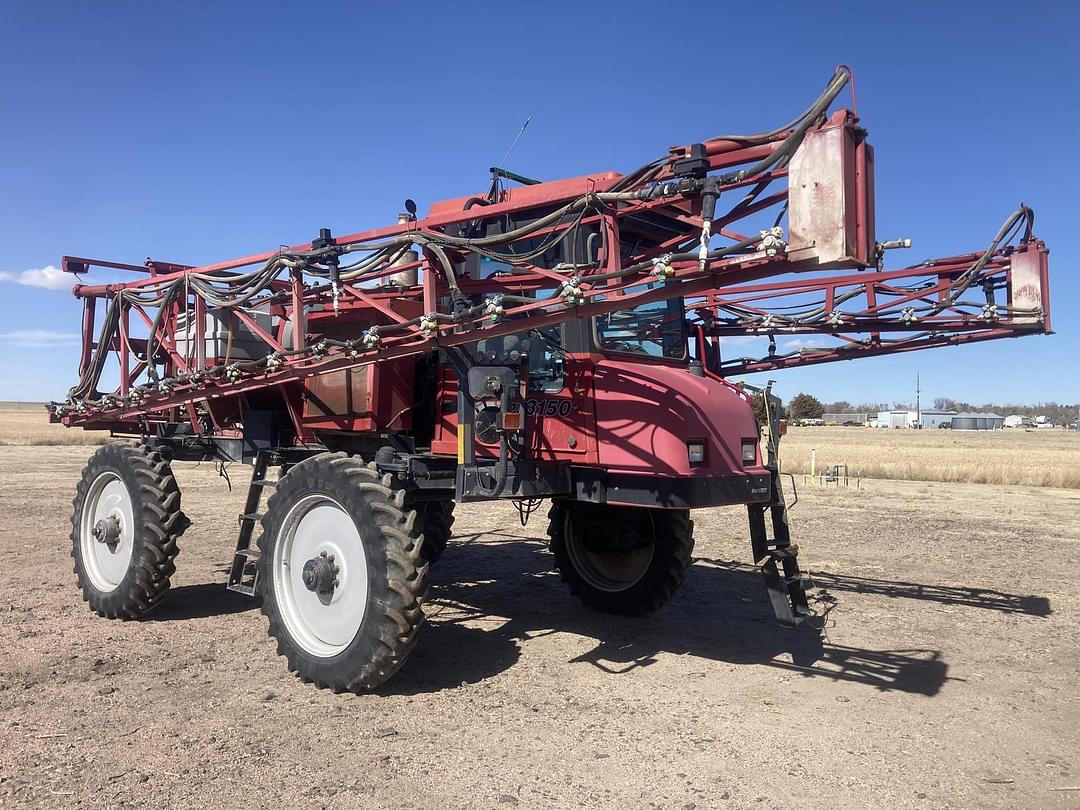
[741, 439, 757, 464]
[688, 441, 705, 465]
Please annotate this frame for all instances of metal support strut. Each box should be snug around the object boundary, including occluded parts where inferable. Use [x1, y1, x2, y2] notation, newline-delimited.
[747, 383, 815, 629]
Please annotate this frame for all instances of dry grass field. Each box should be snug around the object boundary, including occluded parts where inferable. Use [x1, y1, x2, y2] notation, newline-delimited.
[7, 402, 1077, 490]
[781, 425, 1080, 489]
[0, 402, 106, 447]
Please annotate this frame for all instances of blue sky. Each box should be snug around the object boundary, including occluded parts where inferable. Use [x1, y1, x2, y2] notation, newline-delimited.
[1, 2, 1077, 406]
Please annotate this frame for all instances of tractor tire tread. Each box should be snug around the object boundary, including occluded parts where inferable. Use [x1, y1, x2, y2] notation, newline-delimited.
[412, 499, 455, 564]
[548, 501, 694, 615]
[70, 442, 189, 619]
[257, 453, 428, 693]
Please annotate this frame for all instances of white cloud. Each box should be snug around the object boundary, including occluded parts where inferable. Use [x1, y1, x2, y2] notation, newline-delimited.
[782, 337, 827, 351]
[0, 330, 82, 348]
[0, 265, 73, 291]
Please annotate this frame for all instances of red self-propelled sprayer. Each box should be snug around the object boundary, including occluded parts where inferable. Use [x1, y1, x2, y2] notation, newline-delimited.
[50, 68, 1051, 691]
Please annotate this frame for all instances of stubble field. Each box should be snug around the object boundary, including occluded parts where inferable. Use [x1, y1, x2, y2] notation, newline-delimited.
[0, 403, 105, 447]
[5, 403, 1077, 489]
[781, 425, 1080, 489]
[0, 406, 1078, 808]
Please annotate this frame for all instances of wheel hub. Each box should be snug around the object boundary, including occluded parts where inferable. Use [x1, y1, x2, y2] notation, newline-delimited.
[80, 471, 135, 593]
[565, 507, 655, 592]
[301, 551, 339, 599]
[93, 515, 122, 548]
[274, 497, 369, 657]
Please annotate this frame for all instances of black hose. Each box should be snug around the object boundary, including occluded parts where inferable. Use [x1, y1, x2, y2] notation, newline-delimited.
[584, 233, 760, 285]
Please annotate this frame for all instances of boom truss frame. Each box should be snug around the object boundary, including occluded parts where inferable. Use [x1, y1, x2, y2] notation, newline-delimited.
[49, 67, 1051, 432]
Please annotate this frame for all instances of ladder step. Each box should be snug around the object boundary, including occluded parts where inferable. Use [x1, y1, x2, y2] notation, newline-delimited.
[226, 450, 271, 600]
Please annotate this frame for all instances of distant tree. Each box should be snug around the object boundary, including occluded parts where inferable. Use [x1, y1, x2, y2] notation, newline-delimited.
[748, 393, 785, 426]
[932, 397, 971, 412]
[1033, 402, 1080, 425]
[929, 399, 1078, 423]
[823, 400, 852, 413]
[750, 394, 767, 425]
[788, 393, 824, 420]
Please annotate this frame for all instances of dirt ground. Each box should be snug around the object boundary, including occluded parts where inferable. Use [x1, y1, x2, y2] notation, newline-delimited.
[1, 446, 1078, 809]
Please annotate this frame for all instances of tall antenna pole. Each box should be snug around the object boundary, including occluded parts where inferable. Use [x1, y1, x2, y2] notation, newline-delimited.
[916, 372, 921, 427]
[496, 117, 532, 175]
[487, 117, 532, 201]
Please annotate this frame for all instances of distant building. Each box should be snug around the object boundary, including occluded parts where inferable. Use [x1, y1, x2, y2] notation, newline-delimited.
[1005, 414, 1031, 428]
[952, 412, 1004, 431]
[916, 409, 957, 429]
[823, 412, 872, 426]
[875, 409, 910, 429]
[874, 409, 955, 428]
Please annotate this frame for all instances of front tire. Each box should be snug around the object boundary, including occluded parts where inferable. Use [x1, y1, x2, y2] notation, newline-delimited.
[256, 454, 428, 692]
[71, 442, 189, 618]
[548, 501, 694, 615]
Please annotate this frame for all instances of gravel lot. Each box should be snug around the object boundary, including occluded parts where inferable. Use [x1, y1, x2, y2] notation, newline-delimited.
[1, 446, 1078, 809]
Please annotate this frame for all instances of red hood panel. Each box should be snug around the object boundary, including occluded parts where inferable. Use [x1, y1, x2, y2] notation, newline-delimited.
[592, 360, 762, 477]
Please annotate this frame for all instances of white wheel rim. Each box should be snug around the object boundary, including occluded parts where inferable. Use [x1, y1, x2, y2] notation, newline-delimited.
[272, 495, 369, 658]
[564, 510, 655, 592]
[80, 472, 135, 592]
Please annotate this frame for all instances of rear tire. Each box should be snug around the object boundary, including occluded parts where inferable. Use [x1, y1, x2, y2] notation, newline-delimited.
[71, 442, 189, 618]
[256, 453, 428, 692]
[548, 501, 693, 615]
[413, 499, 455, 563]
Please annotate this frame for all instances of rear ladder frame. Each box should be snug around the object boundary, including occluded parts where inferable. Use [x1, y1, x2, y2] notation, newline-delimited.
[747, 383, 815, 628]
[227, 449, 275, 596]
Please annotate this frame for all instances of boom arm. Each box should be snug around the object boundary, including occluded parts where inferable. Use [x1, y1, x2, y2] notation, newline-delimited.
[50, 67, 1050, 426]
[699, 214, 1050, 375]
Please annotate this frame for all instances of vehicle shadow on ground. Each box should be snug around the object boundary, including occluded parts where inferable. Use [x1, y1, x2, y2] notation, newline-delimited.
[148, 581, 260, 621]
[807, 571, 1052, 617]
[385, 533, 1050, 698]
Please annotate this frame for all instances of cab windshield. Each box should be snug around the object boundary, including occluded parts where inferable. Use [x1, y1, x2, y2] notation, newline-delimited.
[595, 296, 687, 360]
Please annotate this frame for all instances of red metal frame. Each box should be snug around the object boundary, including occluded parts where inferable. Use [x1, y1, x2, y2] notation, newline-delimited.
[49, 73, 1051, 443]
